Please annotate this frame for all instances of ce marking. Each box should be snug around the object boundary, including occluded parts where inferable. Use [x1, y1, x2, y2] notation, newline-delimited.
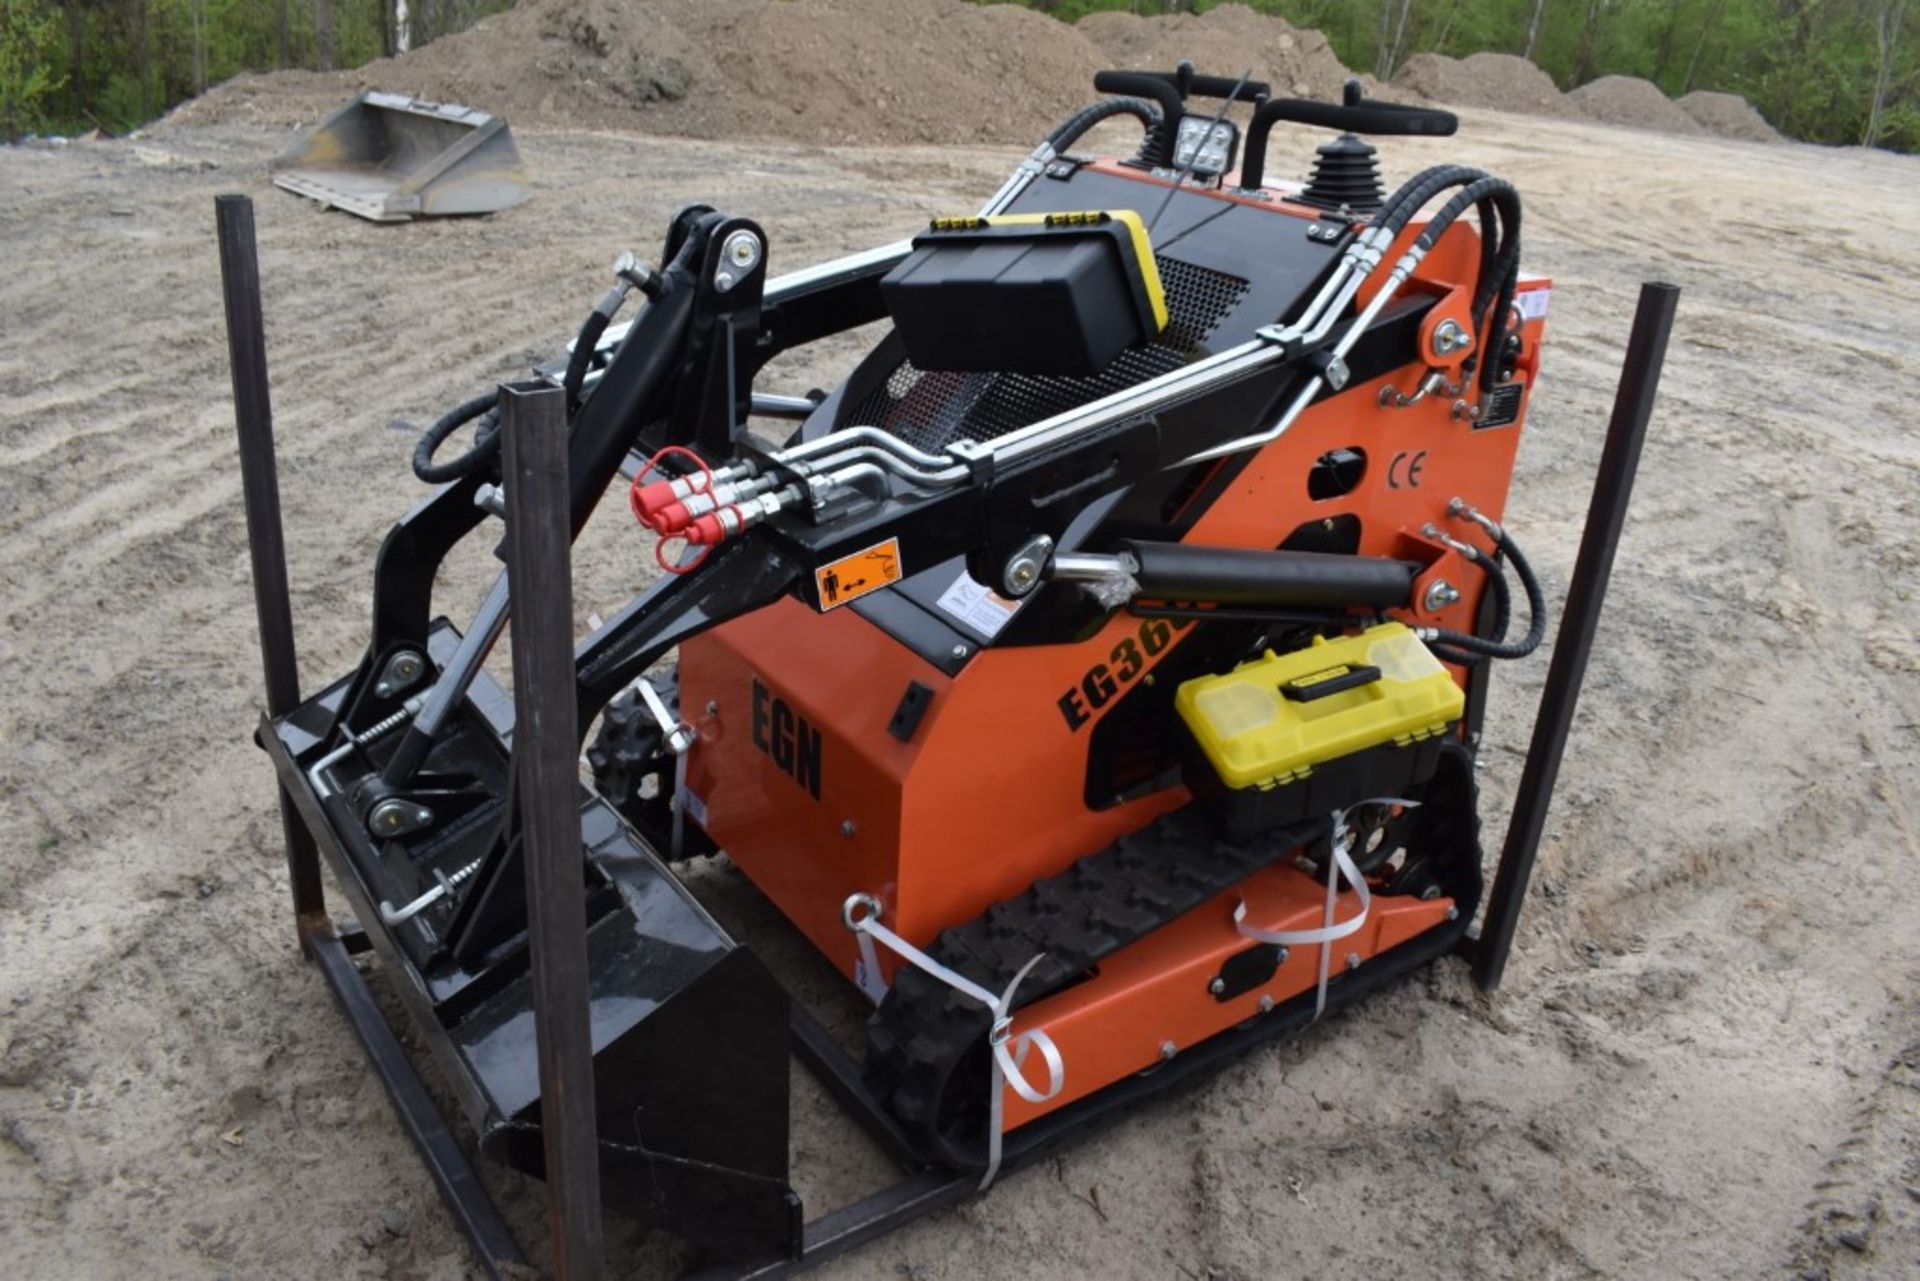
[1388, 449, 1427, 489]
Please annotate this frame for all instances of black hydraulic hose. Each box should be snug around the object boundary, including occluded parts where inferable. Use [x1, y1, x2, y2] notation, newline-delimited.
[1413, 176, 1518, 254]
[1406, 176, 1527, 395]
[560, 283, 630, 415]
[1365, 167, 1525, 397]
[1425, 524, 1546, 660]
[413, 294, 613, 484]
[1091, 70, 1184, 168]
[415, 253, 675, 485]
[564, 252, 700, 536]
[412, 392, 501, 484]
[1368, 164, 1486, 238]
[1459, 188, 1522, 392]
[1427, 541, 1513, 668]
[1047, 96, 1161, 154]
[1469, 197, 1504, 326]
[1478, 249, 1523, 393]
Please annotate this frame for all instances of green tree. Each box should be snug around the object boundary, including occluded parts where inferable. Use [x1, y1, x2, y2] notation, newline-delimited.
[1, 0, 67, 137]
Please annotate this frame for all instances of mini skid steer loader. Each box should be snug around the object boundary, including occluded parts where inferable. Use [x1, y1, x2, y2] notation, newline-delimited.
[223, 63, 1676, 1276]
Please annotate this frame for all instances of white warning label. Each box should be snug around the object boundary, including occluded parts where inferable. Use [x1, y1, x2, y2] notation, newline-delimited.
[934, 570, 1020, 638]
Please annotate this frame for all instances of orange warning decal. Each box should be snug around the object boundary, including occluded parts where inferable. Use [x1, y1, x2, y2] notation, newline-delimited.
[814, 538, 903, 610]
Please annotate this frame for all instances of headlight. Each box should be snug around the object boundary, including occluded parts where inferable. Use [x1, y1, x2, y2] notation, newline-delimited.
[1172, 117, 1239, 179]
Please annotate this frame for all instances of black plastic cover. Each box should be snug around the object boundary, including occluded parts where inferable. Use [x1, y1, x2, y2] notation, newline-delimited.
[880, 215, 1160, 376]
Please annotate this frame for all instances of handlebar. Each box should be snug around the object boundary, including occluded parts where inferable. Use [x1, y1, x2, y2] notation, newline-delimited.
[1240, 82, 1458, 190]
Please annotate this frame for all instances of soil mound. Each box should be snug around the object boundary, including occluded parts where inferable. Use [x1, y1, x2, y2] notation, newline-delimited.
[1677, 89, 1783, 143]
[1075, 3, 1350, 101]
[1567, 74, 1704, 135]
[163, 0, 1107, 145]
[165, 0, 1372, 146]
[1390, 51, 1575, 118]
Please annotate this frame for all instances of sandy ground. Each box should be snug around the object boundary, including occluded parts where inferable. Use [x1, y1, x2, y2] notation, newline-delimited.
[3, 107, 1919, 1281]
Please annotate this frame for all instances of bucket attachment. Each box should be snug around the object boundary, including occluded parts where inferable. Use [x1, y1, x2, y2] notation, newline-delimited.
[270, 91, 531, 222]
[260, 622, 801, 1262]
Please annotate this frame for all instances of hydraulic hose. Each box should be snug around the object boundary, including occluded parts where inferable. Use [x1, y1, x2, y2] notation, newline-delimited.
[561, 283, 630, 415]
[1423, 523, 1546, 661]
[1371, 167, 1523, 395]
[412, 392, 501, 484]
[1091, 70, 1184, 168]
[412, 249, 672, 486]
[1427, 539, 1510, 667]
[1371, 165, 1486, 238]
[411, 294, 619, 485]
[1047, 96, 1161, 154]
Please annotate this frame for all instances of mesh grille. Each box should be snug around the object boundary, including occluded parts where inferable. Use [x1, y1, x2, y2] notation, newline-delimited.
[840, 256, 1251, 452]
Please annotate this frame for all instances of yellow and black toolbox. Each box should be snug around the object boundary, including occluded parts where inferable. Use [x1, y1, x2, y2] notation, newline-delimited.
[1176, 623, 1466, 839]
[879, 210, 1168, 377]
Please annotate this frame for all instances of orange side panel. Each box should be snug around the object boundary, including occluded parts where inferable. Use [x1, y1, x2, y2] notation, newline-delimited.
[680, 601, 931, 986]
[674, 196, 1552, 1118]
[999, 865, 1454, 1128]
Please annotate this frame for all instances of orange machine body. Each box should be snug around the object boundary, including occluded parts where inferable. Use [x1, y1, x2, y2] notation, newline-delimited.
[679, 163, 1549, 1129]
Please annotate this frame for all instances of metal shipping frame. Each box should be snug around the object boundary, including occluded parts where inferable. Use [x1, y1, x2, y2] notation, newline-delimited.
[217, 191, 1677, 1279]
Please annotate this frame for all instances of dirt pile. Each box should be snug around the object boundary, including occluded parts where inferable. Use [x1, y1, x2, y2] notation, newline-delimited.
[163, 0, 1372, 146]
[1568, 74, 1705, 135]
[1678, 89, 1783, 142]
[165, 0, 1106, 144]
[155, 0, 1781, 150]
[1391, 51, 1576, 118]
[1075, 3, 1350, 101]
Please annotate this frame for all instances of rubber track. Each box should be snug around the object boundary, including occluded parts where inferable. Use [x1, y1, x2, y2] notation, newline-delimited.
[863, 807, 1306, 1168]
[865, 746, 1482, 1170]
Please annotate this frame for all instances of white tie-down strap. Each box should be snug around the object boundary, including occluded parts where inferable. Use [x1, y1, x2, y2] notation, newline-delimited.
[1233, 799, 1421, 1019]
[842, 893, 1066, 1189]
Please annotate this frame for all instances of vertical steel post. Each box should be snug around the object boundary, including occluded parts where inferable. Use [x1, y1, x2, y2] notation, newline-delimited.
[500, 382, 605, 1279]
[1473, 281, 1680, 990]
[216, 193, 327, 938]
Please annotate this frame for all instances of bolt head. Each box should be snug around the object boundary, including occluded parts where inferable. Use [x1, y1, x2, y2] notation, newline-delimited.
[840, 820, 857, 839]
[1432, 318, 1472, 357]
[1208, 977, 1226, 996]
[1258, 995, 1275, 1014]
[724, 231, 761, 268]
[1159, 1040, 1178, 1061]
[1345, 952, 1362, 972]
[1423, 579, 1462, 613]
[950, 644, 969, 661]
[715, 269, 736, 291]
